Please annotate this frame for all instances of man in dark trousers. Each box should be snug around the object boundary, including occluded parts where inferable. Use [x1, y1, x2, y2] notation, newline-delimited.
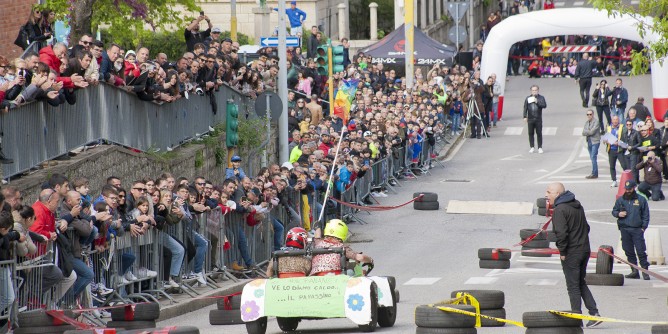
[574, 52, 595, 107]
[523, 85, 547, 153]
[612, 180, 651, 280]
[546, 182, 602, 328]
[636, 151, 664, 201]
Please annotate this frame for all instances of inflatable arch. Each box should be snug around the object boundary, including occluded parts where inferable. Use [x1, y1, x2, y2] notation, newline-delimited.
[480, 8, 667, 120]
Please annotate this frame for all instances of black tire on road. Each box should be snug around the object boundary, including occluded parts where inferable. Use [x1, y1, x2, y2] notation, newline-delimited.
[479, 259, 510, 269]
[547, 232, 557, 243]
[520, 229, 547, 241]
[358, 282, 378, 332]
[17, 309, 76, 327]
[477, 248, 512, 261]
[595, 245, 614, 275]
[536, 197, 547, 208]
[585, 273, 624, 286]
[480, 308, 506, 327]
[245, 317, 267, 334]
[395, 289, 400, 303]
[521, 247, 552, 257]
[276, 317, 300, 332]
[209, 309, 244, 325]
[414, 201, 440, 211]
[449, 290, 504, 309]
[522, 311, 583, 328]
[523, 239, 550, 248]
[652, 324, 668, 334]
[414, 304, 476, 328]
[378, 289, 397, 327]
[216, 296, 243, 310]
[106, 320, 157, 330]
[525, 327, 584, 334]
[110, 302, 160, 321]
[413, 192, 438, 202]
[415, 328, 477, 334]
[14, 326, 76, 334]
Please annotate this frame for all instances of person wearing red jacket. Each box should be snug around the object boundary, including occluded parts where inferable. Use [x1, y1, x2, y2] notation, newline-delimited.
[30, 188, 77, 306]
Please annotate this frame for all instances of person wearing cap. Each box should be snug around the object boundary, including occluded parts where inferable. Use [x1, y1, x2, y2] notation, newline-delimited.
[635, 150, 664, 201]
[582, 109, 601, 179]
[204, 27, 222, 47]
[271, 1, 307, 36]
[545, 182, 602, 327]
[185, 13, 212, 52]
[225, 155, 247, 182]
[612, 180, 651, 280]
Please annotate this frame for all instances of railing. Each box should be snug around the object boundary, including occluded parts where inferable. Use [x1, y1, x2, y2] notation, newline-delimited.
[1, 131, 448, 329]
[2, 83, 255, 179]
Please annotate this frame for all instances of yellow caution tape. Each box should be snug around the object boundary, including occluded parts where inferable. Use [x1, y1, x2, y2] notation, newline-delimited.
[549, 310, 668, 325]
[436, 306, 525, 328]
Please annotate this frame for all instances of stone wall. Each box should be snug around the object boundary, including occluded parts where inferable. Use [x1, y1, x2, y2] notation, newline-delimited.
[15, 124, 278, 204]
[0, 0, 38, 59]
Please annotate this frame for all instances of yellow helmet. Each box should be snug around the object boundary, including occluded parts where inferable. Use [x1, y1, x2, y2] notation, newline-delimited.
[324, 219, 348, 241]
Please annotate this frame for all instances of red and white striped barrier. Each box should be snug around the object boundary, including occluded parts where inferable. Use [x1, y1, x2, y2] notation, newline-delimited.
[547, 45, 598, 53]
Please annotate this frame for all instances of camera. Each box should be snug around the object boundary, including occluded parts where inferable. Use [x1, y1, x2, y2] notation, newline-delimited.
[195, 87, 205, 96]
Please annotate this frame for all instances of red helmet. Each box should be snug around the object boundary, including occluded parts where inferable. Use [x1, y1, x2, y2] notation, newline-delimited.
[285, 227, 308, 249]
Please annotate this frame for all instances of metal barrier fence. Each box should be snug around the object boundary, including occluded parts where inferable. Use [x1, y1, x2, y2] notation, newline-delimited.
[1, 137, 446, 329]
[1, 83, 255, 179]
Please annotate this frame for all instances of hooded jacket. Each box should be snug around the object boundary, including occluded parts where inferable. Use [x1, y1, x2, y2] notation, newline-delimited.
[552, 191, 591, 256]
[612, 190, 650, 229]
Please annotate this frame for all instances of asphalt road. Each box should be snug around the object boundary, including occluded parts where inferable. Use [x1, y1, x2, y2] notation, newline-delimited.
[158, 74, 665, 334]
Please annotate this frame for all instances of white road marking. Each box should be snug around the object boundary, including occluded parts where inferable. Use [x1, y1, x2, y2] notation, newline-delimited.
[531, 139, 584, 183]
[537, 179, 611, 184]
[549, 175, 593, 179]
[543, 127, 557, 136]
[573, 127, 583, 136]
[465, 277, 499, 285]
[535, 169, 549, 173]
[652, 283, 668, 288]
[404, 277, 442, 285]
[573, 1, 584, 5]
[446, 200, 534, 215]
[526, 279, 559, 285]
[579, 147, 589, 157]
[501, 154, 528, 161]
[504, 127, 524, 135]
[630, 0, 639, 4]
[554, 1, 565, 5]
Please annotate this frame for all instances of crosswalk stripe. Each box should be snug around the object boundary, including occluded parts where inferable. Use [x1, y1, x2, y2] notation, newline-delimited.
[573, 1, 584, 5]
[543, 127, 557, 136]
[525, 279, 559, 286]
[555, 1, 565, 6]
[404, 277, 441, 285]
[465, 277, 499, 285]
[504, 127, 524, 135]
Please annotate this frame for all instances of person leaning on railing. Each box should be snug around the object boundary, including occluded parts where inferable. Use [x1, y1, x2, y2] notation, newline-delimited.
[153, 189, 185, 289]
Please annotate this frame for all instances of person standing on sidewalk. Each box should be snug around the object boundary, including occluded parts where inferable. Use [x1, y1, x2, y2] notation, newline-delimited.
[546, 182, 602, 327]
[523, 85, 547, 154]
[574, 52, 595, 107]
[612, 180, 650, 280]
[582, 109, 601, 179]
[603, 116, 627, 187]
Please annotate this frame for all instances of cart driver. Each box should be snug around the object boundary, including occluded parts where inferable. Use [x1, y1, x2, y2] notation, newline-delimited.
[310, 219, 373, 276]
[266, 227, 312, 278]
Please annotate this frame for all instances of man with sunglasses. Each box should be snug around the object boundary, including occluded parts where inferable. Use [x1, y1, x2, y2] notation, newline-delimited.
[582, 110, 601, 179]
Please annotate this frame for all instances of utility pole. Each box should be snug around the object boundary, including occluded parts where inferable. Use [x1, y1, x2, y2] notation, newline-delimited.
[277, 0, 289, 162]
[404, 0, 414, 89]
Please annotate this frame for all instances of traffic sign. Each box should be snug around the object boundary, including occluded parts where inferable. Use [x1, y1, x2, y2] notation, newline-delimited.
[448, 25, 468, 45]
[254, 91, 283, 119]
[447, 3, 469, 23]
[260, 36, 300, 47]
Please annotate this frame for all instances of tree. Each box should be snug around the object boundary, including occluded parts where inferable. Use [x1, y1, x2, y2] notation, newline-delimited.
[591, 0, 668, 74]
[40, 0, 200, 45]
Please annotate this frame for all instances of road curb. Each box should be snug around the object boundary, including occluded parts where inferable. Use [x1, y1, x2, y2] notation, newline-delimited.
[437, 132, 465, 161]
[157, 280, 249, 322]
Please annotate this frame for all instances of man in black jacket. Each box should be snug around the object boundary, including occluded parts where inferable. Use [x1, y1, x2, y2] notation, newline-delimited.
[574, 52, 595, 107]
[546, 182, 602, 328]
[612, 180, 651, 279]
[523, 85, 547, 153]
